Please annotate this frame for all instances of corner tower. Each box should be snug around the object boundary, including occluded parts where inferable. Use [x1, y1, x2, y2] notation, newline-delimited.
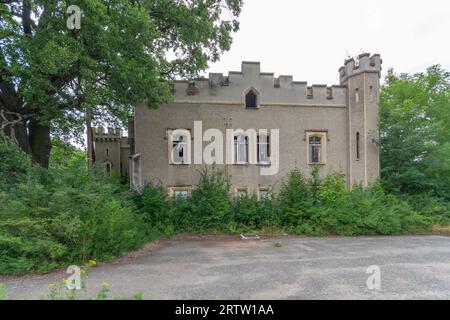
[339, 53, 382, 186]
[93, 127, 130, 177]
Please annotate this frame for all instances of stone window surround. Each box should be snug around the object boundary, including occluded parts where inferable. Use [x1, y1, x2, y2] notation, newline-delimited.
[242, 86, 261, 109]
[168, 185, 192, 198]
[235, 187, 249, 197]
[305, 131, 328, 165]
[257, 187, 272, 200]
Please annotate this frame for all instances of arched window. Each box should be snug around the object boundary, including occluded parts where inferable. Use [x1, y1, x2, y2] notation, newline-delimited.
[245, 90, 257, 108]
[105, 148, 109, 156]
[105, 162, 112, 176]
[356, 132, 360, 160]
[309, 136, 321, 164]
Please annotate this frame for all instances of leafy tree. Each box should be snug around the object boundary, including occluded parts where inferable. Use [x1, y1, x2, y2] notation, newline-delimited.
[380, 66, 450, 199]
[0, 0, 242, 167]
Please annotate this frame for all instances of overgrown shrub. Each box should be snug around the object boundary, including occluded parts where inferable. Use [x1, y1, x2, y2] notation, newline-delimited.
[232, 195, 260, 229]
[279, 169, 311, 227]
[0, 140, 149, 275]
[0, 136, 30, 189]
[0, 136, 445, 276]
[279, 170, 429, 236]
[190, 168, 232, 230]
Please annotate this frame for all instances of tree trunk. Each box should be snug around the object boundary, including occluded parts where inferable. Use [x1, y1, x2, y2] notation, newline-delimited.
[86, 107, 94, 170]
[28, 119, 52, 168]
[14, 121, 30, 154]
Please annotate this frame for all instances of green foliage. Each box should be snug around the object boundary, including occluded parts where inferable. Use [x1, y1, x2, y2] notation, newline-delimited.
[1, 0, 243, 160]
[0, 139, 149, 275]
[134, 167, 432, 238]
[190, 168, 232, 230]
[0, 283, 6, 300]
[232, 195, 259, 229]
[279, 169, 310, 226]
[0, 136, 31, 188]
[278, 170, 428, 236]
[380, 66, 450, 199]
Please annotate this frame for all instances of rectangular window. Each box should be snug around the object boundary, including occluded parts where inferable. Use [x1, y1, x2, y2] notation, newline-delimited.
[306, 132, 327, 165]
[369, 86, 374, 102]
[257, 134, 270, 164]
[234, 135, 248, 164]
[309, 136, 321, 163]
[235, 187, 248, 197]
[168, 129, 191, 165]
[356, 132, 360, 161]
[169, 186, 192, 198]
[258, 188, 271, 200]
[355, 88, 360, 103]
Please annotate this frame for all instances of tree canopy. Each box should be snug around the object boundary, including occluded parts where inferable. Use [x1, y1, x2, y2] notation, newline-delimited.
[380, 66, 450, 199]
[0, 0, 243, 167]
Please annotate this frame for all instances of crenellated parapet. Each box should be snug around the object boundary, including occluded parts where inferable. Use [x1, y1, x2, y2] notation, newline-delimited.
[339, 53, 382, 85]
[171, 61, 348, 107]
[93, 127, 122, 141]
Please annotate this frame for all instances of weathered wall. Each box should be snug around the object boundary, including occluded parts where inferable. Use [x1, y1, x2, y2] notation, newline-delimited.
[133, 54, 381, 194]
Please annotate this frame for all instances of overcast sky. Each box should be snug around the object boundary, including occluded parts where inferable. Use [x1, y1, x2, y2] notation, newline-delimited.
[204, 0, 450, 85]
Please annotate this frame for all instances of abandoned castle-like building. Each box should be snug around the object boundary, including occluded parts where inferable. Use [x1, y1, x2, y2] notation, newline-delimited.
[94, 53, 382, 197]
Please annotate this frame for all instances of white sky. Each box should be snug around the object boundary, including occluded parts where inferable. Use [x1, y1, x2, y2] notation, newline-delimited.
[204, 0, 450, 85]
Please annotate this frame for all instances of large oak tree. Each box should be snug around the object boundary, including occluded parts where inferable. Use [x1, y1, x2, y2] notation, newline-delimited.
[0, 0, 242, 167]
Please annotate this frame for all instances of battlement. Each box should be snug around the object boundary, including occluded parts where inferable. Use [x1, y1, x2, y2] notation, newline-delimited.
[93, 127, 122, 140]
[171, 61, 348, 107]
[339, 53, 382, 84]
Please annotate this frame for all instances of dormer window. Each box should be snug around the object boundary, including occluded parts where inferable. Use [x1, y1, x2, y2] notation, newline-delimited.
[245, 90, 257, 108]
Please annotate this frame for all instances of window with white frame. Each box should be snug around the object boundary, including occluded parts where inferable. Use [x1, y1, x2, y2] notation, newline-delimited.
[257, 134, 270, 164]
[306, 132, 327, 165]
[234, 134, 248, 164]
[168, 129, 191, 164]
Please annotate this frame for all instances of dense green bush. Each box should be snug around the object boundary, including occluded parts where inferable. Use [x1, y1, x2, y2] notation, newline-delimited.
[190, 168, 232, 230]
[134, 167, 434, 238]
[0, 135, 446, 276]
[0, 136, 30, 189]
[0, 139, 149, 275]
[279, 169, 428, 236]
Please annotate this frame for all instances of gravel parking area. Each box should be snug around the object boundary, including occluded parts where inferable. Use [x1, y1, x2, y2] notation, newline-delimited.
[2, 235, 450, 299]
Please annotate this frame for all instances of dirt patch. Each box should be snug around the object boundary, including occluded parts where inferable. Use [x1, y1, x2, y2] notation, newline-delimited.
[108, 240, 167, 265]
